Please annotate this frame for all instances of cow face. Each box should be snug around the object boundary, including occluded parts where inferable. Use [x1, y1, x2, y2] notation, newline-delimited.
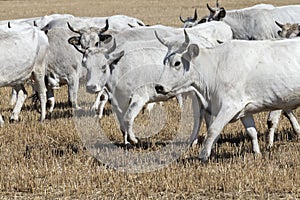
[67, 19, 111, 50]
[180, 9, 198, 28]
[155, 30, 199, 95]
[69, 38, 124, 94]
[275, 21, 300, 38]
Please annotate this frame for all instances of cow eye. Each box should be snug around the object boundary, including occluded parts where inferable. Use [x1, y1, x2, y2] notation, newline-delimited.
[174, 61, 181, 67]
[101, 65, 106, 72]
[95, 42, 99, 47]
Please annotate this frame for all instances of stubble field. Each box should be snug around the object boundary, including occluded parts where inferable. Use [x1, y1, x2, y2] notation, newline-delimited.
[0, 0, 299, 199]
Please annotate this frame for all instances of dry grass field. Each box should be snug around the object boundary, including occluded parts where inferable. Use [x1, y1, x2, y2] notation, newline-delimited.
[0, 0, 300, 199]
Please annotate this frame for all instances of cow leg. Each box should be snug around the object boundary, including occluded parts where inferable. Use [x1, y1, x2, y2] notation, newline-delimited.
[97, 93, 108, 119]
[199, 107, 238, 162]
[241, 115, 261, 154]
[32, 73, 46, 122]
[91, 90, 108, 119]
[189, 93, 203, 146]
[283, 109, 300, 139]
[176, 94, 183, 108]
[10, 84, 28, 122]
[267, 110, 281, 149]
[9, 88, 17, 106]
[67, 76, 81, 109]
[123, 95, 149, 144]
[46, 86, 55, 114]
[0, 114, 4, 127]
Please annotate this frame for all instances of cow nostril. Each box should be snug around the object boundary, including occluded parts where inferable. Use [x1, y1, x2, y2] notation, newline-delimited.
[155, 85, 165, 94]
[86, 85, 97, 93]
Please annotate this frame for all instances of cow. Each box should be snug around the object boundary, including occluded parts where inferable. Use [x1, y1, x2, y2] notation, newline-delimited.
[275, 21, 300, 38]
[180, 3, 275, 28]
[0, 24, 48, 126]
[154, 30, 300, 161]
[182, 2, 300, 148]
[4, 14, 75, 121]
[204, 1, 300, 40]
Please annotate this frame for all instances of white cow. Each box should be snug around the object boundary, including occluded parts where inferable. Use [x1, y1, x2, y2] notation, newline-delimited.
[0, 24, 48, 126]
[4, 14, 75, 121]
[180, 3, 275, 28]
[154, 31, 300, 161]
[205, 2, 300, 40]
[183, 2, 300, 148]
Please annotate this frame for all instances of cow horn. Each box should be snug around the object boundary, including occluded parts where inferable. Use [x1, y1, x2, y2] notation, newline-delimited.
[275, 21, 284, 29]
[106, 38, 116, 54]
[154, 31, 169, 47]
[182, 29, 190, 49]
[193, 8, 198, 20]
[67, 22, 81, 34]
[179, 15, 186, 23]
[207, 3, 215, 13]
[100, 19, 109, 34]
[7, 22, 11, 28]
[33, 20, 38, 27]
[216, 0, 220, 8]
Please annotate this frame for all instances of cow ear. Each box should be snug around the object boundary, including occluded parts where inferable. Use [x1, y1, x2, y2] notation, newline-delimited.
[68, 36, 80, 46]
[198, 18, 207, 24]
[187, 44, 199, 60]
[218, 7, 226, 19]
[68, 36, 85, 54]
[108, 50, 124, 67]
[99, 34, 112, 43]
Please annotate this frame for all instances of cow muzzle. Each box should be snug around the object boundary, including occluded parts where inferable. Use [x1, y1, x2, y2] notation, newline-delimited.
[155, 84, 169, 95]
[86, 84, 101, 94]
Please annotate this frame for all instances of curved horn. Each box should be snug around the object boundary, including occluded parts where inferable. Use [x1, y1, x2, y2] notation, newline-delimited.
[99, 19, 109, 34]
[275, 21, 284, 29]
[7, 22, 11, 28]
[182, 29, 190, 49]
[106, 38, 116, 54]
[67, 22, 80, 34]
[216, 0, 220, 8]
[193, 8, 198, 20]
[207, 3, 215, 13]
[179, 15, 187, 23]
[154, 31, 169, 47]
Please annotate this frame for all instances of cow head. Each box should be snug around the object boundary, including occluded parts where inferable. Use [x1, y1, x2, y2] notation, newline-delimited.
[67, 19, 112, 50]
[180, 9, 198, 28]
[275, 21, 300, 38]
[69, 38, 124, 93]
[154, 30, 199, 95]
[207, 0, 226, 22]
[179, 9, 208, 28]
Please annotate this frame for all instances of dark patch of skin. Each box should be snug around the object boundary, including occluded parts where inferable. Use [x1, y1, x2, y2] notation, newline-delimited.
[267, 119, 274, 130]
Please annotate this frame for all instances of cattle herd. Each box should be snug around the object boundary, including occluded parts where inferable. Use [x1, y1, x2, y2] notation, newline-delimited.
[1, 1, 300, 162]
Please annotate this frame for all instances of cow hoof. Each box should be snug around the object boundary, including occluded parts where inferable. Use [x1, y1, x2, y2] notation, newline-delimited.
[266, 144, 273, 151]
[129, 137, 139, 144]
[9, 117, 19, 123]
[199, 149, 210, 162]
[124, 143, 134, 150]
[253, 152, 262, 160]
[190, 139, 198, 148]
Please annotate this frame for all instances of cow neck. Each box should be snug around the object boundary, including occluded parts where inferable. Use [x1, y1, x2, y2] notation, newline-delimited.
[191, 46, 222, 111]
